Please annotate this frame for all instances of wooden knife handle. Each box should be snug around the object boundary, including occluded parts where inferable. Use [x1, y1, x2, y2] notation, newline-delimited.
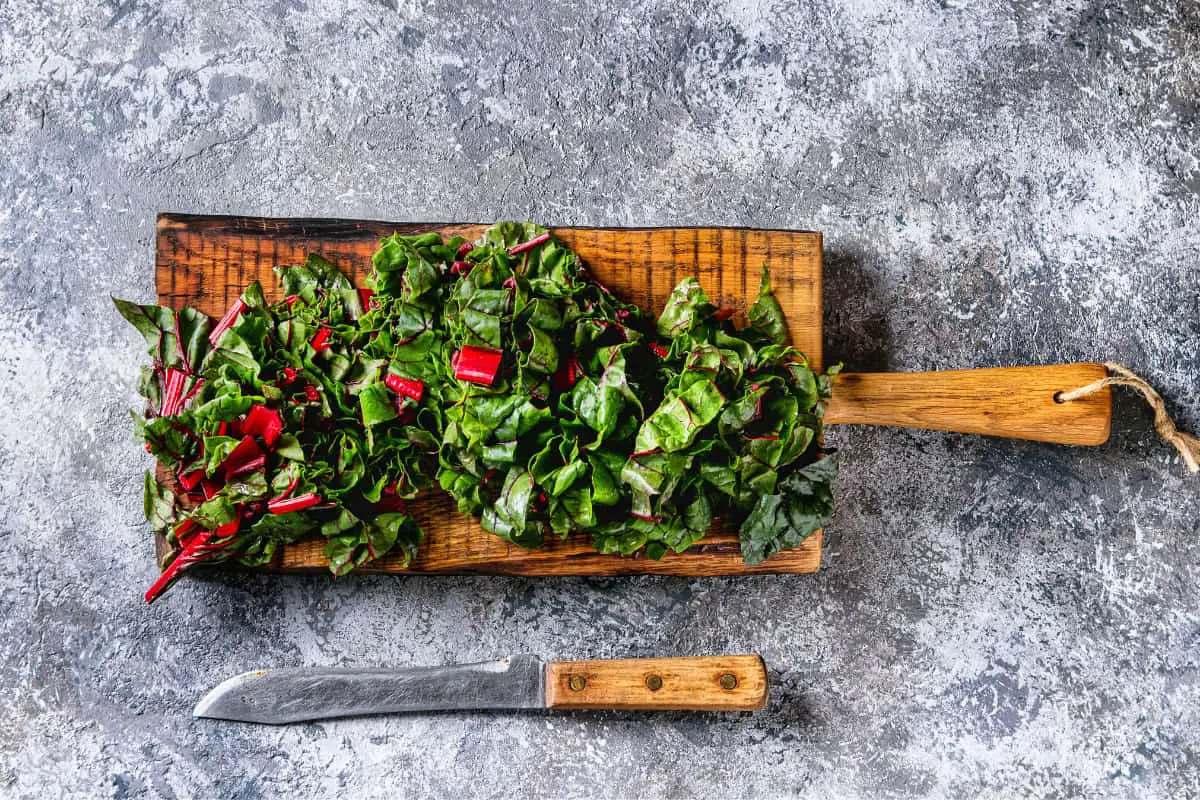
[823, 363, 1112, 446]
[544, 655, 768, 712]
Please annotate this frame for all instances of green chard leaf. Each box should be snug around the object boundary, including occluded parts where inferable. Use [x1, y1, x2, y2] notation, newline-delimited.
[143, 470, 178, 535]
[656, 278, 711, 339]
[359, 382, 398, 427]
[740, 453, 839, 565]
[748, 266, 788, 345]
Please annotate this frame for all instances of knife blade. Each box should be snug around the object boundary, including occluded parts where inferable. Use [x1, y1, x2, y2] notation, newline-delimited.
[194, 654, 768, 723]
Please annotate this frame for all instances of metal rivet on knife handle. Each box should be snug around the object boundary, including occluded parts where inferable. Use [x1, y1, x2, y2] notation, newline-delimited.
[719, 673, 738, 690]
[645, 674, 663, 692]
[568, 675, 587, 692]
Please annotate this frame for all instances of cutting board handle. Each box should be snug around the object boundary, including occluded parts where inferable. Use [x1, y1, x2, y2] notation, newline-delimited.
[823, 363, 1112, 446]
[545, 656, 768, 711]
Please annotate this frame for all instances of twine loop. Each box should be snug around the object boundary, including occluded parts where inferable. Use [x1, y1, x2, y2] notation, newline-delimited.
[1058, 362, 1199, 473]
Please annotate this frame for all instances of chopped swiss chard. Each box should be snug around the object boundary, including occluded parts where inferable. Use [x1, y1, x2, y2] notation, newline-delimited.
[121, 220, 838, 602]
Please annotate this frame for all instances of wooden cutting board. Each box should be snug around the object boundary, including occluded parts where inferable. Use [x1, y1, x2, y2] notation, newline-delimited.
[154, 215, 1115, 576]
[155, 214, 826, 575]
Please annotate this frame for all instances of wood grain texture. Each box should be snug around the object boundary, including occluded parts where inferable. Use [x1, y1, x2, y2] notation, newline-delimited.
[544, 655, 769, 711]
[824, 364, 1112, 445]
[155, 214, 824, 576]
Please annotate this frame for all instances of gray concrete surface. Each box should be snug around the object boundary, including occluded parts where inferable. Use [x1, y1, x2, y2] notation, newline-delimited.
[2, 1, 1198, 797]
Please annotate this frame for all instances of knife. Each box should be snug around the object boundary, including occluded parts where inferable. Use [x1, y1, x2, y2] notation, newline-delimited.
[194, 654, 768, 723]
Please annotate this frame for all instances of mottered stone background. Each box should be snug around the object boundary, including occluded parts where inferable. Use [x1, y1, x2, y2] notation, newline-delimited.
[1, 1, 1198, 797]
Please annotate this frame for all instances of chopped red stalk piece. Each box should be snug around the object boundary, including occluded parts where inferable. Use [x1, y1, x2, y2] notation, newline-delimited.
[650, 342, 670, 359]
[242, 404, 283, 447]
[161, 368, 186, 416]
[384, 374, 424, 402]
[714, 307, 735, 321]
[275, 472, 301, 501]
[456, 241, 474, 257]
[310, 327, 333, 352]
[284, 294, 299, 308]
[144, 553, 195, 603]
[177, 469, 204, 491]
[502, 276, 516, 290]
[144, 534, 209, 602]
[631, 512, 662, 523]
[268, 492, 321, 514]
[552, 354, 584, 391]
[178, 377, 204, 411]
[617, 308, 632, 321]
[171, 376, 189, 416]
[278, 366, 298, 386]
[208, 298, 247, 345]
[169, 367, 186, 406]
[357, 287, 374, 309]
[144, 442, 153, 453]
[217, 421, 228, 437]
[221, 435, 266, 478]
[304, 384, 320, 402]
[144, 522, 238, 604]
[175, 527, 203, 553]
[453, 346, 503, 385]
[374, 495, 409, 513]
[451, 260, 473, 276]
[172, 518, 199, 543]
[201, 478, 224, 500]
[508, 232, 551, 256]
